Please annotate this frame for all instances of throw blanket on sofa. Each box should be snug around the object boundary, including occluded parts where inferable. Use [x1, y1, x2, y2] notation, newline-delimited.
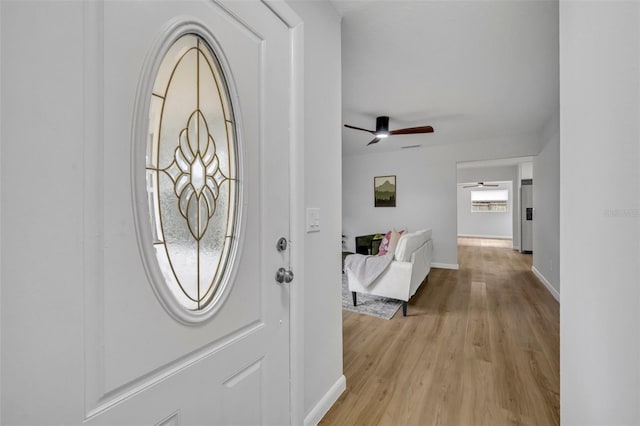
[344, 252, 394, 288]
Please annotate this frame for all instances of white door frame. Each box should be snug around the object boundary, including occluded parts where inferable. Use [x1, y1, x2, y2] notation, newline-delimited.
[261, 2, 305, 425]
[220, 5, 308, 422]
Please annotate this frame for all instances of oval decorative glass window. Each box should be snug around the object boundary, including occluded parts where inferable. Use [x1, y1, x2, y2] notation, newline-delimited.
[145, 33, 238, 312]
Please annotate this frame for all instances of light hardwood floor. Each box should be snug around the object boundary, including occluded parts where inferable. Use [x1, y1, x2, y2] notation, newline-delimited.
[458, 236, 513, 248]
[321, 242, 559, 425]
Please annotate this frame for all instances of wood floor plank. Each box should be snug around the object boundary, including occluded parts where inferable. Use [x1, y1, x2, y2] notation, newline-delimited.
[320, 241, 559, 426]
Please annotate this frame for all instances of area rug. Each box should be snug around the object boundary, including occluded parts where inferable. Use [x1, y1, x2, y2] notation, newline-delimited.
[341, 274, 402, 320]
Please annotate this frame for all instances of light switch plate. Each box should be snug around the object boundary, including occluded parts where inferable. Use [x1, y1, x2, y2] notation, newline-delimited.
[306, 208, 320, 233]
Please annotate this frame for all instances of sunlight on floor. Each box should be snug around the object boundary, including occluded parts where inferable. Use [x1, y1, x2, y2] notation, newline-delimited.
[457, 237, 513, 248]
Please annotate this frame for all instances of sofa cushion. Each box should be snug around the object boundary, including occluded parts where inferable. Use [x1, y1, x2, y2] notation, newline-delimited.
[394, 229, 431, 262]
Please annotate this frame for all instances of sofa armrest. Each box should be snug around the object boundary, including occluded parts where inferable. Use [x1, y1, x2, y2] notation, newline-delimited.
[408, 240, 432, 297]
[348, 260, 413, 301]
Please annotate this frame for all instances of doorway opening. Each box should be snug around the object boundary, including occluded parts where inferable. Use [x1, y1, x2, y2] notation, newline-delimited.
[456, 157, 534, 255]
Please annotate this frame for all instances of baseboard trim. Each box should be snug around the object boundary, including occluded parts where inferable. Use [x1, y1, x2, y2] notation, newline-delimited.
[304, 374, 346, 426]
[458, 234, 512, 240]
[531, 266, 560, 302]
[432, 262, 459, 270]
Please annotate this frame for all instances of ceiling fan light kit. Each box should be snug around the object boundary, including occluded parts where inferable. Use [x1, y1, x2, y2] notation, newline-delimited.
[344, 115, 434, 146]
[375, 116, 390, 137]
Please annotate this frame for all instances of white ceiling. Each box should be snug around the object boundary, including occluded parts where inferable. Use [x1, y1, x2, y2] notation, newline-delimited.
[335, 0, 559, 156]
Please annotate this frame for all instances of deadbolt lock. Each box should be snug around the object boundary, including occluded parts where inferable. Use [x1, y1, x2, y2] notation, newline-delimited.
[276, 237, 288, 252]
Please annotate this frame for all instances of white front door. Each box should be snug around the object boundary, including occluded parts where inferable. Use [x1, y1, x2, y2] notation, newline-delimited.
[3, 1, 294, 424]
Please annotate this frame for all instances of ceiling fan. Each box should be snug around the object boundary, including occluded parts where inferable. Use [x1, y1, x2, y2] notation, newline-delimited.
[463, 182, 500, 188]
[344, 116, 434, 145]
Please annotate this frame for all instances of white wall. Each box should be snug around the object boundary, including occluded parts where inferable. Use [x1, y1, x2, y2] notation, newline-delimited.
[457, 182, 513, 239]
[457, 165, 519, 185]
[343, 134, 542, 268]
[561, 2, 640, 424]
[1, 2, 86, 421]
[285, 0, 344, 421]
[532, 113, 559, 298]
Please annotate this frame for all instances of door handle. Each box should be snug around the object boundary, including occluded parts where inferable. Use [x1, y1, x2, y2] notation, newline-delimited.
[275, 267, 294, 284]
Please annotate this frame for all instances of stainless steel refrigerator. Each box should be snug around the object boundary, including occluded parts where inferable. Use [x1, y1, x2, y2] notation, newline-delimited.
[521, 179, 533, 253]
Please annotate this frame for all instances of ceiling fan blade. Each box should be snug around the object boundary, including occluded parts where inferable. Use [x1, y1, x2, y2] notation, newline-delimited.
[344, 124, 376, 134]
[462, 182, 500, 188]
[389, 125, 434, 135]
[367, 137, 381, 146]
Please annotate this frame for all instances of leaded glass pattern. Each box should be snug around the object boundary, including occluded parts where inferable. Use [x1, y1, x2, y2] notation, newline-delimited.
[146, 34, 237, 311]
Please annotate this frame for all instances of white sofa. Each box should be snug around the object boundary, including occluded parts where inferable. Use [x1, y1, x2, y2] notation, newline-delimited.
[347, 229, 433, 316]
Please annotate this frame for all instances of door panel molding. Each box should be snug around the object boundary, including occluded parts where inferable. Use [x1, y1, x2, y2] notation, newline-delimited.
[155, 410, 181, 426]
[86, 321, 264, 420]
[221, 359, 263, 424]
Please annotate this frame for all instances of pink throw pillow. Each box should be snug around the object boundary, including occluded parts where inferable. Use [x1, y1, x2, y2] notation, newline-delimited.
[378, 231, 392, 256]
[378, 229, 406, 256]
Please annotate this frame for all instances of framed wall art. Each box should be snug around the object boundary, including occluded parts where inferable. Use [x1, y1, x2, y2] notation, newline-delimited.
[374, 175, 396, 207]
